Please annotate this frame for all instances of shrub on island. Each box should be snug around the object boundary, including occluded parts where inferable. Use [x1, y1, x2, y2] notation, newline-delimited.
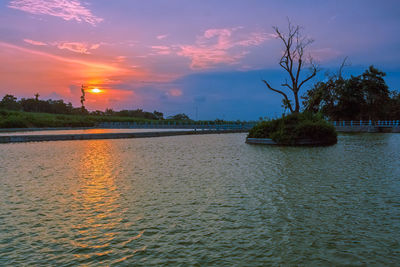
[247, 113, 337, 146]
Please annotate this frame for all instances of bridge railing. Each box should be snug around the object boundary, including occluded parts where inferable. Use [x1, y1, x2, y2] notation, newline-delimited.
[332, 120, 400, 127]
[97, 121, 256, 130]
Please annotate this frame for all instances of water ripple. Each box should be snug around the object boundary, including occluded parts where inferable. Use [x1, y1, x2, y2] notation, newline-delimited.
[0, 133, 399, 265]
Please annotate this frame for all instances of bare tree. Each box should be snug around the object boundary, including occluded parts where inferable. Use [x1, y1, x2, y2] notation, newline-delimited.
[262, 21, 318, 113]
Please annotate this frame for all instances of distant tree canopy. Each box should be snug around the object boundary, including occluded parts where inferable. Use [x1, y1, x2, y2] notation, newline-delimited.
[0, 94, 85, 114]
[0, 94, 165, 120]
[101, 108, 164, 120]
[302, 66, 399, 120]
[167, 113, 191, 121]
[0, 94, 20, 111]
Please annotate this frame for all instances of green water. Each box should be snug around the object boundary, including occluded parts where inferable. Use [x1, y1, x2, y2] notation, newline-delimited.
[0, 133, 399, 265]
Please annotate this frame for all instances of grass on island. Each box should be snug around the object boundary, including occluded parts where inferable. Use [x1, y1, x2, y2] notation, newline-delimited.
[248, 112, 338, 146]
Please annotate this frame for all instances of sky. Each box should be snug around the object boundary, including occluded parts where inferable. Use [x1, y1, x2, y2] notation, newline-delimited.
[0, 0, 400, 120]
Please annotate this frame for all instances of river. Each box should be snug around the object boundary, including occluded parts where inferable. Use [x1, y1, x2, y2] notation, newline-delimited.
[0, 133, 399, 265]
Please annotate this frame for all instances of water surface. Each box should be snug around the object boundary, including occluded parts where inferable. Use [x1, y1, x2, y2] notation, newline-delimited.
[0, 133, 399, 265]
[0, 128, 193, 136]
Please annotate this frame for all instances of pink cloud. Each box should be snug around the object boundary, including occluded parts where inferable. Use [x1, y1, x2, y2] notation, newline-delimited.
[310, 48, 341, 61]
[236, 32, 273, 47]
[178, 27, 270, 69]
[24, 39, 47, 46]
[115, 56, 127, 62]
[90, 43, 100, 50]
[202, 28, 234, 50]
[8, 0, 103, 26]
[169, 89, 182, 97]
[55, 42, 101, 54]
[157, 34, 168, 40]
[179, 46, 248, 69]
[151, 45, 172, 55]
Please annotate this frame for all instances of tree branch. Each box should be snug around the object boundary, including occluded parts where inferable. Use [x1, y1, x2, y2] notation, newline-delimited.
[262, 79, 294, 112]
[294, 58, 302, 89]
[338, 56, 349, 79]
[298, 66, 317, 90]
[281, 78, 293, 90]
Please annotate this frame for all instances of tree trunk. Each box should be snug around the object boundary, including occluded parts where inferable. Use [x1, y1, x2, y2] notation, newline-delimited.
[294, 91, 300, 113]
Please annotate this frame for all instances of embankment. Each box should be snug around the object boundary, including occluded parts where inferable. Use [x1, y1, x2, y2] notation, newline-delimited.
[0, 129, 246, 144]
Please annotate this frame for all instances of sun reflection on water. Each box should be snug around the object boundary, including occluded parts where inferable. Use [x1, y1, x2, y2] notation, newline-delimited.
[69, 140, 143, 263]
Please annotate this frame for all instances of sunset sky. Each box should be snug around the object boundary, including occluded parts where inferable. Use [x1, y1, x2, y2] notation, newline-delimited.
[1, 0, 399, 120]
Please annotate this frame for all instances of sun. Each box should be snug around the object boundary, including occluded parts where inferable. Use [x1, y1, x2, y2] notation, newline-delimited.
[91, 88, 101, 93]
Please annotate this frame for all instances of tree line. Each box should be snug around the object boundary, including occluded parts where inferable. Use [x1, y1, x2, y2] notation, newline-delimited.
[260, 20, 399, 122]
[0, 94, 192, 121]
[302, 65, 400, 121]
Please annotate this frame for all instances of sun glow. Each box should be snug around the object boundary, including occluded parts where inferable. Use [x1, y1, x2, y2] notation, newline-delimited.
[91, 88, 101, 93]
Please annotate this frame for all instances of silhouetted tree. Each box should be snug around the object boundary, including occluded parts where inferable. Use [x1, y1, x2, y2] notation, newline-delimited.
[389, 91, 400, 119]
[153, 111, 164, 120]
[359, 66, 391, 120]
[302, 58, 349, 118]
[303, 65, 395, 120]
[262, 20, 317, 113]
[105, 108, 114, 116]
[168, 113, 191, 121]
[0, 94, 21, 110]
[91, 110, 105, 116]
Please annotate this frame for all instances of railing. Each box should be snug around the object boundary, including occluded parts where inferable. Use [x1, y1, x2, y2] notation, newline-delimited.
[97, 121, 256, 130]
[99, 121, 400, 129]
[332, 120, 400, 127]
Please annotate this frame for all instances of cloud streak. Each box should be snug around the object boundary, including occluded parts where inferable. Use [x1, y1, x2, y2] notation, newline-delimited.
[1, 41, 121, 72]
[177, 27, 271, 69]
[24, 39, 47, 46]
[151, 45, 172, 55]
[23, 38, 102, 54]
[157, 34, 168, 40]
[8, 0, 103, 26]
[56, 42, 101, 54]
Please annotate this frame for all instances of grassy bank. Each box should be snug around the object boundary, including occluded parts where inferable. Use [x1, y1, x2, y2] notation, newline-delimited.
[0, 110, 162, 128]
[0, 110, 244, 128]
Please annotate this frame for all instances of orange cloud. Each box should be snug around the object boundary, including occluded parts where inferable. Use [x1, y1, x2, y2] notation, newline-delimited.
[84, 88, 135, 111]
[0, 41, 149, 110]
[0, 42, 123, 72]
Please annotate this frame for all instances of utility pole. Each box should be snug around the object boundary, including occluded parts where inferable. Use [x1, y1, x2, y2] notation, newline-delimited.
[195, 106, 198, 132]
[80, 85, 87, 113]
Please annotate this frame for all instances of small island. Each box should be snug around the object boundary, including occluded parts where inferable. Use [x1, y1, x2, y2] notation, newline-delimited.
[246, 113, 337, 146]
[246, 21, 337, 146]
